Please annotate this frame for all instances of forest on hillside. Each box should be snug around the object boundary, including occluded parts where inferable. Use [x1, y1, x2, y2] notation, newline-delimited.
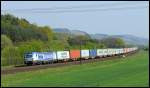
[1, 14, 126, 66]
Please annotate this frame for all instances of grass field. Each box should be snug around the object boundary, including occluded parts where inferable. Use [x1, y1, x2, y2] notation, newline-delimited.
[1, 50, 149, 87]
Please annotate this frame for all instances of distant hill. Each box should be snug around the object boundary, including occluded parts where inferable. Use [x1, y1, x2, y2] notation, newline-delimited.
[70, 30, 89, 36]
[112, 34, 149, 46]
[90, 34, 108, 40]
[53, 28, 90, 37]
[53, 28, 148, 46]
[90, 34, 149, 46]
[53, 28, 71, 34]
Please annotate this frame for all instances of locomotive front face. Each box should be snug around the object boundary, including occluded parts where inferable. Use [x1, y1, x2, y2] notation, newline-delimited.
[24, 53, 34, 64]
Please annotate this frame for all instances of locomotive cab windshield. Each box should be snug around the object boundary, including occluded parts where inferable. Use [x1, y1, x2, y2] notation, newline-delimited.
[25, 53, 33, 60]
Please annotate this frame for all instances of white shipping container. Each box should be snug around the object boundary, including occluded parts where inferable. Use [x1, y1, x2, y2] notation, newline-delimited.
[127, 48, 129, 53]
[97, 49, 108, 56]
[107, 49, 113, 55]
[124, 48, 127, 53]
[111, 49, 115, 55]
[112, 49, 116, 55]
[131, 48, 133, 51]
[103, 49, 108, 56]
[57, 51, 70, 60]
[118, 49, 122, 54]
[116, 49, 120, 54]
[97, 49, 104, 56]
[128, 48, 131, 52]
[115, 49, 119, 54]
[81, 50, 89, 58]
[52, 52, 57, 60]
[120, 48, 124, 53]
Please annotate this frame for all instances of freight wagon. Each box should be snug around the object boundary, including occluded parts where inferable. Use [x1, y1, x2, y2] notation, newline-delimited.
[70, 50, 80, 61]
[89, 49, 97, 59]
[123, 48, 128, 54]
[107, 49, 114, 56]
[56, 51, 70, 61]
[81, 49, 89, 59]
[97, 49, 107, 58]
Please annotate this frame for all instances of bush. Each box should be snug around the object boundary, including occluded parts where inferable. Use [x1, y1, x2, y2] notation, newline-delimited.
[18, 40, 45, 56]
[1, 46, 22, 66]
[1, 34, 13, 50]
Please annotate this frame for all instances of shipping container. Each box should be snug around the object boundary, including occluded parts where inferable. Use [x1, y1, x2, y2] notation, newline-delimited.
[107, 49, 113, 55]
[52, 52, 57, 60]
[97, 49, 104, 57]
[57, 51, 70, 60]
[97, 49, 108, 57]
[81, 49, 89, 58]
[103, 49, 108, 56]
[123, 48, 126, 53]
[70, 50, 80, 60]
[113, 49, 118, 55]
[89, 49, 97, 58]
[126, 48, 129, 53]
[124, 48, 128, 53]
[119, 48, 124, 54]
[128, 48, 130, 52]
[115, 49, 118, 54]
[111, 49, 116, 55]
[131, 48, 134, 51]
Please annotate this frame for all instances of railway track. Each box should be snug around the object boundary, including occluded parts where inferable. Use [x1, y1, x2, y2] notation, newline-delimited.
[1, 51, 137, 75]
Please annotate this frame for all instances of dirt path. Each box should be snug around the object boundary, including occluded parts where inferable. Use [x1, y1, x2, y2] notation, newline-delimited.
[1, 51, 137, 75]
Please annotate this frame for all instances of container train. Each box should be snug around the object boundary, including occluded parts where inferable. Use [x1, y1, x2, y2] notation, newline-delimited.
[24, 47, 138, 65]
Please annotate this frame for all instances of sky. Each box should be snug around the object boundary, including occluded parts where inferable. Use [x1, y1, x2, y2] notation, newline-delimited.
[1, 1, 149, 39]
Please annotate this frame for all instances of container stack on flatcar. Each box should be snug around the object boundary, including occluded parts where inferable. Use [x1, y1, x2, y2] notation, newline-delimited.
[89, 49, 97, 59]
[70, 50, 80, 61]
[81, 49, 90, 59]
[57, 51, 70, 61]
[97, 49, 106, 58]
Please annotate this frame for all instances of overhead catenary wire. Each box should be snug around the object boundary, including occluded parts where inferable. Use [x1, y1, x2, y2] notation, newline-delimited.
[2, 1, 148, 12]
[2, 5, 149, 14]
[30, 5, 149, 13]
[1, 2, 149, 14]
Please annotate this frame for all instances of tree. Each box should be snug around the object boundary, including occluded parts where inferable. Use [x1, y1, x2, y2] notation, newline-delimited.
[39, 26, 53, 41]
[18, 40, 45, 56]
[1, 14, 49, 42]
[68, 35, 90, 46]
[18, 18, 30, 29]
[101, 37, 125, 48]
[1, 34, 13, 50]
[96, 43, 106, 49]
[1, 46, 22, 66]
[1, 14, 19, 25]
[144, 45, 149, 51]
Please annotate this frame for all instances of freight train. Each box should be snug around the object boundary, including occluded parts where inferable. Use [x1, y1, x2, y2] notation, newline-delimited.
[24, 47, 138, 65]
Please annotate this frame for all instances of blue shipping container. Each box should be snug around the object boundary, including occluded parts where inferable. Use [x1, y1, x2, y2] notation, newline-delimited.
[89, 49, 97, 58]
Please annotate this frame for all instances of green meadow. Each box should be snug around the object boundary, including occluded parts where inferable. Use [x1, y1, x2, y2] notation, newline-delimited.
[1, 51, 149, 87]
